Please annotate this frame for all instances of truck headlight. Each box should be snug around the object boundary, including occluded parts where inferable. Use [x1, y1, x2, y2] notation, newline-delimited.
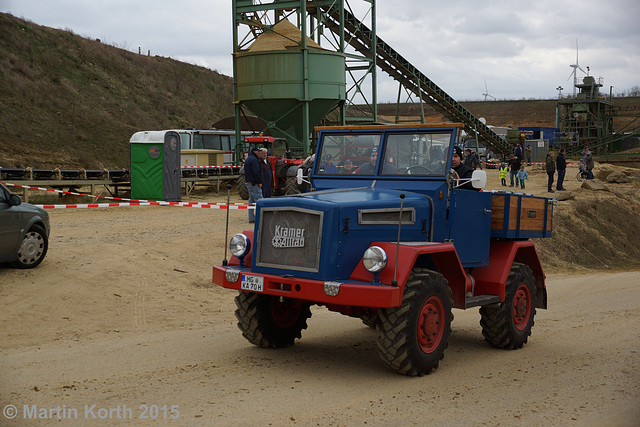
[230, 234, 250, 258]
[363, 246, 387, 273]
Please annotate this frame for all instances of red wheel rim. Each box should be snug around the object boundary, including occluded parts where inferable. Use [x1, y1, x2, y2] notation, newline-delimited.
[512, 284, 532, 331]
[271, 298, 302, 328]
[417, 296, 445, 353]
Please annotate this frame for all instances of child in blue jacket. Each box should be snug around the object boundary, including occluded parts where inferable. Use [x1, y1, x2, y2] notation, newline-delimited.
[516, 165, 528, 189]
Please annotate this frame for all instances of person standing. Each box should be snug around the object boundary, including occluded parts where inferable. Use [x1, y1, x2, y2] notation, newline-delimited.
[546, 151, 556, 193]
[516, 165, 528, 189]
[498, 162, 508, 186]
[507, 154, 521, 187]
[244, 147, 263, 222]
[514, 143, 524, 161]
[556, 148, 567, 191]
[259, 148, 273, 198]
[525, 144, 533, 166]
[585, 150, 595, 179]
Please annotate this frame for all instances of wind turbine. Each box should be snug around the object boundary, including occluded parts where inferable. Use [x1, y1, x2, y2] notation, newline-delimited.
[482, 78, 496, 101]
[567, 39, 588, 97]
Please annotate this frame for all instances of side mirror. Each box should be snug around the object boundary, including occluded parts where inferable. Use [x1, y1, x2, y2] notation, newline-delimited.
[296, 168, 304, 185]
[9, 194, 22, 206]
[471, 170, 487, 189]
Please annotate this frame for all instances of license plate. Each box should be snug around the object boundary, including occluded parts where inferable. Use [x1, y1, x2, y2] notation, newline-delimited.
[241, 274, 264, 292]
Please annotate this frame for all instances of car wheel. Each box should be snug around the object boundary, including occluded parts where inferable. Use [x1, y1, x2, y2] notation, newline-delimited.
[12, 224, 48, 269]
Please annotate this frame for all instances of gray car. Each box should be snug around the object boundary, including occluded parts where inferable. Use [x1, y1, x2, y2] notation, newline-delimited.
[0, 183, 50, 268]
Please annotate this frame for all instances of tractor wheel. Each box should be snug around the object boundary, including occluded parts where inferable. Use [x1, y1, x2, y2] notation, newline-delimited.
[480, 262, 536, 349]
[12, 224, 48, 269]
[234, 291, 311, 348]
[360, 314, 379, 329]
[284, 176, 300, 195]
[376, 268, 453, 376]
[236, 174, 249, 200]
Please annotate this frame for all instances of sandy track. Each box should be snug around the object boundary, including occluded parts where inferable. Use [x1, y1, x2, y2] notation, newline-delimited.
[1, 171, 639, 426]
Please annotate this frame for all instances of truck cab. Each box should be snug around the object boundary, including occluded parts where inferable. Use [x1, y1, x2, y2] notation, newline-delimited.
[212, 123, 553, 376]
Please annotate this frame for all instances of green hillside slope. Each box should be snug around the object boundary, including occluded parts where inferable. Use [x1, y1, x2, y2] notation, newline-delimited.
[0, 13, 234, 169]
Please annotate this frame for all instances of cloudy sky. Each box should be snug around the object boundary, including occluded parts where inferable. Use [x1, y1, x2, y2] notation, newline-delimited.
[2, 0, 639, 102]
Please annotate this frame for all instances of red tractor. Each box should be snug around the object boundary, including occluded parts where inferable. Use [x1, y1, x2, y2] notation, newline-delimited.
[236, 136, 311, 199]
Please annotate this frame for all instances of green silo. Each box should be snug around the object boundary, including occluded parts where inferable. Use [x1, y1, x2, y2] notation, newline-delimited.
[235, 19, 346, 155]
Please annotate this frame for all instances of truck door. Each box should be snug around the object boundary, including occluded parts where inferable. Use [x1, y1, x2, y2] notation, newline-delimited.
[447, 189, 492, 267]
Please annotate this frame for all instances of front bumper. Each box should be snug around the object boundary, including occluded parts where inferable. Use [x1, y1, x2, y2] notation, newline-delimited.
[212, 266, 402, 308]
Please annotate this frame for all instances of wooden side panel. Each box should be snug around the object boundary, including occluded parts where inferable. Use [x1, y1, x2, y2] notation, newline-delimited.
[519, 197, 546, 231]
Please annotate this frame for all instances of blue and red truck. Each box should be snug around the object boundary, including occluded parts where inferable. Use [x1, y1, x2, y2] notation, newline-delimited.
[212, 123, 554, 376]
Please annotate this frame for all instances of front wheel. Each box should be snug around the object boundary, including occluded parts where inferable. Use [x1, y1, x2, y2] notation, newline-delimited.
[234, 291, 311, 348]
[480, 263, 536, 349]
[12, 225, 48, 269]
[376, 268, 453, 376]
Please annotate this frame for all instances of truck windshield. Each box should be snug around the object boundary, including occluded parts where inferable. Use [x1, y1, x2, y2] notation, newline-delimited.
[380, 132, 451, 176]
[316, 134, 381, 175]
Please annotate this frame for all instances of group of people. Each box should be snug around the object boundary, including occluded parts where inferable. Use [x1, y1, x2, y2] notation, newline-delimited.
[545, 149, 567, 193]
[498, 157, 529, 189]
[244, 147, 273, 222]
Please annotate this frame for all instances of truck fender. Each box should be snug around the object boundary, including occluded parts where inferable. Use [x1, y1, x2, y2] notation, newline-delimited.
[349, 242, 471, 308]
[472, 240, 547, 309]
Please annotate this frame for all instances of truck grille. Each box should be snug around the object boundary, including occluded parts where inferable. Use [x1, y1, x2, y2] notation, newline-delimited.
[255, 207, 323, 272]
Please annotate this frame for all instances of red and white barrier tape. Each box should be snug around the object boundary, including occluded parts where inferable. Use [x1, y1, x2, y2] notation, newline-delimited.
[1, 181, 253, 210]
[180, 165, 237, 169]
[36, 202, 253, 209]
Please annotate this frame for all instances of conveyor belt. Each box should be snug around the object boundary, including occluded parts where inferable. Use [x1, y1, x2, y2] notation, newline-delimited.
[318, 5, 513, 155]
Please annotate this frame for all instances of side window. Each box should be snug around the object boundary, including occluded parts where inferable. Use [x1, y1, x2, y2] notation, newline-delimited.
[193, 134, 204, 149]
[203, 135, 222, 150]
[0, 186, 7, 203]
[221, 136, 231, 151]
[179, 133, 191, 150]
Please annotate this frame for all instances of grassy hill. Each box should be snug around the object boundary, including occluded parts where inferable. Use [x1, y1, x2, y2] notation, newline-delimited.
[0, 13, 234, 169]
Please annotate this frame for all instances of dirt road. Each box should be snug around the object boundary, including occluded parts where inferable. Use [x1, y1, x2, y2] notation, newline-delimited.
[1, 168, 639, 426]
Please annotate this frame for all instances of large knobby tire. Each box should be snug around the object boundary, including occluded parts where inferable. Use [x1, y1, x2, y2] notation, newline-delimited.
[360, 313, 379, 329]
[284, 176, 300, 195]
[234, 291, 311, 348]
[236, 174, 249, 200]
[480, 262, 536, 349]
[376, 268, 453, 376]
[12, 224, 48, 269]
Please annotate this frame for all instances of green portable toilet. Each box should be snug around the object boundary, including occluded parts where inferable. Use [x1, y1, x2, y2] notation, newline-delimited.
[129, 131, 181, 202]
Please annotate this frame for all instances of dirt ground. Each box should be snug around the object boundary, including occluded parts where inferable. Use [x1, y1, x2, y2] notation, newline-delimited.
[1, 164, 639, 426]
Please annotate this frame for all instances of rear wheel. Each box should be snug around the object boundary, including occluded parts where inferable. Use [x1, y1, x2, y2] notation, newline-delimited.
[376, 268, 453, 376]
[234, 291, 311, 348]
[237, 174, 249, 200]
[284, 176, 300, 195]
[12, 225, 48, 269]
[480, 263, 536, 349]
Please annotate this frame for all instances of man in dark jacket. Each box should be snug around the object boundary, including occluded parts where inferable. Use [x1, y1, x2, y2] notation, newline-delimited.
[259, 148, 273, 198]
[464, 149, 479, 170]
[450, 146, 478, 190]
[556, 148, 567, 191]
[507, 154, 521, 187]
[545, 151, 556, 193]
[244, 147, 263, 222]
